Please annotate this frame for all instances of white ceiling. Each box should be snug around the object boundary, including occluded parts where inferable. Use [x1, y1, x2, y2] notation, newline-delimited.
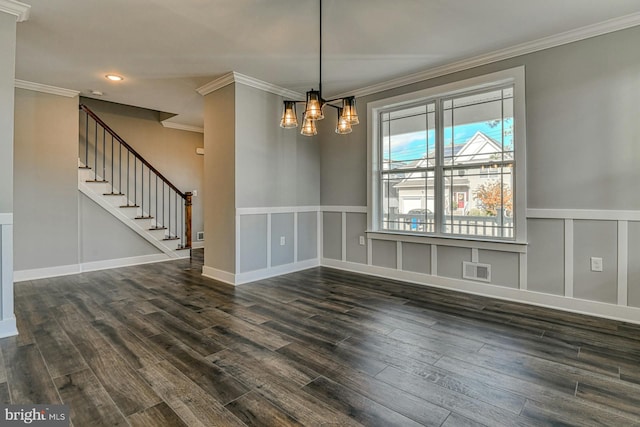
[14, 0, 640, 128]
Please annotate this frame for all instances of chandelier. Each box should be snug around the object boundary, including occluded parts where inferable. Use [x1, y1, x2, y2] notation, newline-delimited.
[279, 0, 359, 136]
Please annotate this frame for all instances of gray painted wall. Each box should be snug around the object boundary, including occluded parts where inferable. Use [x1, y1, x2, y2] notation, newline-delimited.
[14, 90, 191, 272]
[371, 240, 396, 269]
[573, 220, 618, 304]
[345, 213, 367, 264]
[80, 98, 204, 242]
[437, 246, 471, 280]
[239, 214, 267, 272]
[321, 26, 640, 211]
[79, 193, 160, 262]
[204, 84, 236, 273]
[478, 250, 519, 289]
[297, 211, 317, 261]
[319, 26, 640, 305]
[14, 89, 80, 270]
[271, 213, 294, 267]
[318, 117, 367, 207]
[323, 212, 342, 260]
[628, 222, 640, 308]
[235, 84, 320, 208]
[0, 11, 15, 327]
[207, 83, 322, 277]
[0, 13, 16, 213]
[402, 243, 431, 275]
[526, 219, 565, 296]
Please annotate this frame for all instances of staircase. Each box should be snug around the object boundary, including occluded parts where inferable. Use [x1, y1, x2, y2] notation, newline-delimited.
[78, 104, 192, 258]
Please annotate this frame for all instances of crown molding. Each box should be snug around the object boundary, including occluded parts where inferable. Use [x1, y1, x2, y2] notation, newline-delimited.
[0, 0, 30, 22]
[333, 11, 640, 100]
[196, 72, 235, 95]
[15, 79, 80, 98]
[161, 121, 204, 134]
[197, 71, 303, 100]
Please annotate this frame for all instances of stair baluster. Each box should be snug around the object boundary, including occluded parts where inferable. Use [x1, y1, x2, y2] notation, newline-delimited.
[79, 104, 192, 251]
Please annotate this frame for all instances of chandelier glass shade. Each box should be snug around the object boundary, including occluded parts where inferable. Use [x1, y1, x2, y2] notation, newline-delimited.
[335, 107, 352, 134]
[280, 101, 298, 128]
[300, 113, 318, 136]
[279, 0, 358, 136]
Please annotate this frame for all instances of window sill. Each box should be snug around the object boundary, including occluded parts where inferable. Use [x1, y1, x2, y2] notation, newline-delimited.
[365, 230, 527, 253]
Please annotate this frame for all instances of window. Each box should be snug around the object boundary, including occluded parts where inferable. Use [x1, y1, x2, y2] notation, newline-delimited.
[370, 67, 526, 242]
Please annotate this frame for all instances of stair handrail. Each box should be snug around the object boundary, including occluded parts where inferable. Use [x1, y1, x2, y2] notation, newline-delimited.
[79, 103, 192, 249]
[80, 104, 186, 198]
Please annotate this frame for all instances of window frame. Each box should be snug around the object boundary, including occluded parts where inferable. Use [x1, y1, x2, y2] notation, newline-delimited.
[367, 66, 527, 244]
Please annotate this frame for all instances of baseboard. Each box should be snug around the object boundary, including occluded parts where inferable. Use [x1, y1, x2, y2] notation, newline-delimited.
[235, 258, 320, 285]
[14, 253, 186, 282]
[202, 266, 237, 286]
[321, 258, 640, 325]
[81, 253, 174, 273]
[0, 317, 18, 338]
[14, 263, 81, 282]
[202, 258, 320, 286]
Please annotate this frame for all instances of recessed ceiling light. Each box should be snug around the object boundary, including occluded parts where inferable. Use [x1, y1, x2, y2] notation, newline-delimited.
[105, 74, 123, 81]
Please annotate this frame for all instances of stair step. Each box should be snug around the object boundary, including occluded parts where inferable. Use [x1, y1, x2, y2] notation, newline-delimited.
[79, 166, 91, 170]
[135, 216, 153, 220]
[163, 237, 179, 241]
[103, 192, 125, 196]
[119, 205, 139, 208]
[85, 179, 109, 183]
[176, 245, 191, 250]
[149, 227, 167, 231]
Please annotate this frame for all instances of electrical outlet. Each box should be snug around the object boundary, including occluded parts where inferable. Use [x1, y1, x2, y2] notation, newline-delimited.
[280, 236, 286, 246]
[192, 190, 198, 197]
[359, 236, 365, 246]
[590, 257, 603, 272]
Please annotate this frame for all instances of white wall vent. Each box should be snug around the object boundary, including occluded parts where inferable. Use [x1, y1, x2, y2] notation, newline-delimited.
[196, 231, 204, 241]
[462, 261, 492, 282]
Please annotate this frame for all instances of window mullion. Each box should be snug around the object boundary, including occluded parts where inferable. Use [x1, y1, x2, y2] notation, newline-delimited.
[380, 115, 387, 230]
[434, 97, 444, 237]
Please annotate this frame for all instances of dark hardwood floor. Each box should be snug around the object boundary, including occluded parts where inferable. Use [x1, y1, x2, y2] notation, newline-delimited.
[3, 249, 640, 426]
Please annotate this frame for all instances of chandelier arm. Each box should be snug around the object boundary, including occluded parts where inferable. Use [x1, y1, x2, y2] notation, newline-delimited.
[322, 102, 342, 110]
[319, 0, 322, 99]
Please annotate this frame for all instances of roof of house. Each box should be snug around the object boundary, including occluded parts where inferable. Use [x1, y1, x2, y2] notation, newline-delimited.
[392, 130, 512, 188]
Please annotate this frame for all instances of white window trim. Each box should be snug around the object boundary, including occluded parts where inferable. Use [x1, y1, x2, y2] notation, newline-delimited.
[367, 66, 527, 244]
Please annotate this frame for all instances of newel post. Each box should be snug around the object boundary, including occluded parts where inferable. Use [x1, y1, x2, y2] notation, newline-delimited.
[185, 192, 193, 249]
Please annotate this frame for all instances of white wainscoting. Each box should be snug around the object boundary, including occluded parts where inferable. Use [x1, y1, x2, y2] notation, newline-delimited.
[0, 213, 17, 338]
[320, 207, 640, 325]
[223, 206, 322, 286]
[528, 209, 635, 307]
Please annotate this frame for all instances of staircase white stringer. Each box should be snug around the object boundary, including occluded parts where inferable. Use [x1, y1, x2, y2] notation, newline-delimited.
[78, 161, 188, 259]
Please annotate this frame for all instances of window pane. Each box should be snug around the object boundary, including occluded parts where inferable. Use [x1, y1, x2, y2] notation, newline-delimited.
[442, 87, 514, 167]
[382, 170, 435, 233]
[376, 76, 520, 241]
[442, 164, 514, 238]
[382, 103, 435, 171]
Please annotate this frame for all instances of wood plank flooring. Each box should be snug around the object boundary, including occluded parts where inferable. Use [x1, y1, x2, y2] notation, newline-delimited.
[3, 249, 640, 426]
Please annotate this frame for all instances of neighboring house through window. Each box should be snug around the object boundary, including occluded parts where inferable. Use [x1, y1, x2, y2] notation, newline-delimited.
[368, 67, 526, 242]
